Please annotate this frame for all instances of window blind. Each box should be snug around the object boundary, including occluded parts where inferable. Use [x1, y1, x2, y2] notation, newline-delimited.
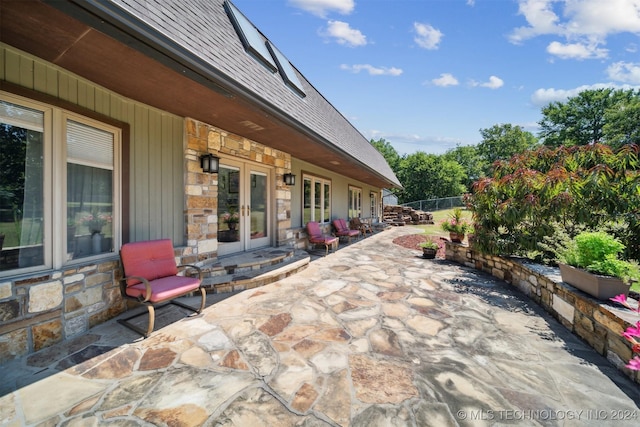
[66, 120, 113, 169]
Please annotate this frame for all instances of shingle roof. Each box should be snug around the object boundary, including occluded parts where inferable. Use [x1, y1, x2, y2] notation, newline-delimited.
[106, 0, 400, 187]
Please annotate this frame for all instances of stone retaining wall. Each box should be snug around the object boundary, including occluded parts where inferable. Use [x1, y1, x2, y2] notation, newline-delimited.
[445, 242, 640, 385]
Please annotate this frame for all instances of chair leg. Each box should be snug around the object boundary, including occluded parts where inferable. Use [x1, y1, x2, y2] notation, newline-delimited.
[117, 304, 155, 338]
[198, 287, 206, 312]
[146, 305, 155, 337]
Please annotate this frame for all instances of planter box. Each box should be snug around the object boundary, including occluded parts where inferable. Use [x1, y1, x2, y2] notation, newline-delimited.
[559, 263, 630, 300]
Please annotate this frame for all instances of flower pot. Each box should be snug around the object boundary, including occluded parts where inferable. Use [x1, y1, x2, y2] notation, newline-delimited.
[92, 232, 103, 254]
[422, 247, 437, 259]
[559, 263, 631, 300]
[449, 232, 464, 243]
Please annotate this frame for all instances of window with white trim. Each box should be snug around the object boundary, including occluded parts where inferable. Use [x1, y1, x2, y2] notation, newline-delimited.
[348, 186, 362, 219]
[303, 175, 331, 224]
[0, 93, 120, 276]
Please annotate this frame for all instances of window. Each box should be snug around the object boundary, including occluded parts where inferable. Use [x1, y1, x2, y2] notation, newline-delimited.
[225, 1, 277, 72]
[370, 191, 379, 219]
[226, 1, 306, 97]
[266, 42, 306, 97]
[0, 93, 120, 276]
[303, 175, 331, 224]
[348, 186, 362, 219]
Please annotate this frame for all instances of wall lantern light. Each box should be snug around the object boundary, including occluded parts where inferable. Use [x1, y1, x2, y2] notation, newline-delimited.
[200, 153, 220, 174]
[283, 173, 296, 186]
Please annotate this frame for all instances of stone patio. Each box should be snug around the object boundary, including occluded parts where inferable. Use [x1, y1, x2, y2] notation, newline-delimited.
[1, 226, 639, 426]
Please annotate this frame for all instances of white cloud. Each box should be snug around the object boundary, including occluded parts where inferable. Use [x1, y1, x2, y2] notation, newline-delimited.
[288, 0, 355, 18]
[546, 41, 608, 60]
[431, 73, 459, 87]
[509, 0, 561, 43]
[340, 64, 403, 76]
[531, 82, 640, 106]
[413, 22, 443, 50]
[323, 20, 367, 46]
[510, 0, 640, 60]
[470, 76, 504, 89]
[607, 62, 640, 84]
[467, 0, 476, 5]
[484, 76, 504, 89]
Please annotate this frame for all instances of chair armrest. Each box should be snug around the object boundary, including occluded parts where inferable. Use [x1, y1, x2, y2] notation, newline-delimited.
[120, 275, 153, 303]
[177, 264, 203, 281]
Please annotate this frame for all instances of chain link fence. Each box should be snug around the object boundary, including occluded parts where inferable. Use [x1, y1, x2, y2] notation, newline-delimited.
[401, 196, 464, 212]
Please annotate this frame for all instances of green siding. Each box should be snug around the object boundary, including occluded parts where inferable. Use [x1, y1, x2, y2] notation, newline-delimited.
[1, 44, 186, 244]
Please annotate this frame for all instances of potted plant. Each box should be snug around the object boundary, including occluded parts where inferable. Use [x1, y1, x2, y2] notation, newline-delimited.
[221, 208, 239, 230]
[419, 240, 439, 259]
[558, 231, 640, 300]
[440, 207, 471, 243]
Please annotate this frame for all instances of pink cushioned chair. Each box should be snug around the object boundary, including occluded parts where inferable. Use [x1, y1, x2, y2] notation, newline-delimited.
[306, 221, 339, 256]
[332, 218, 360, 243]
[119, 239, 206, 337]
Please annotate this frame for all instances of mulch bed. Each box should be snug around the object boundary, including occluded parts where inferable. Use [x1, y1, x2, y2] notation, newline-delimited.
[392, 233, 447, 259]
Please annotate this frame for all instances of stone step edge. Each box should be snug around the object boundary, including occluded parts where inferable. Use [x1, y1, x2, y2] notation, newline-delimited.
[203, 250, 294, 277]
[202, 252, 310, 294]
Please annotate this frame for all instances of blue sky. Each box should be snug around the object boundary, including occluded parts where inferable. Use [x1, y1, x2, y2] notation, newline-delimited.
[231, 0, 640, 155]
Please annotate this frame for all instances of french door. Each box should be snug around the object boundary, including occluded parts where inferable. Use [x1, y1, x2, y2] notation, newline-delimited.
[217, 159, 271, 256]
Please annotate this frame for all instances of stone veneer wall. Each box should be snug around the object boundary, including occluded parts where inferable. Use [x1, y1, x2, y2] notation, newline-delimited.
[0, 242, 206, 364]
[0, 258, 122, 363]
[184, 118, 294, 260]
[445, 242, 640, 385]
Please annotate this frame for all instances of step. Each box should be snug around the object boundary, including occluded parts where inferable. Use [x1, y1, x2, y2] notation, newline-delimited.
[201, 248, 310, 294]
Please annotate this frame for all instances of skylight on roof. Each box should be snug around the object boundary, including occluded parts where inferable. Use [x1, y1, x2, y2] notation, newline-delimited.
[225, 1, 277, 72]
[267, 41, 306, 97]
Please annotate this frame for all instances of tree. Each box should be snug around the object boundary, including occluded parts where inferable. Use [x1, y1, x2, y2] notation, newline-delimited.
[538, 88, 635, 148]
[370, 138, 401, 172]
[443, 144, 486, 191]
[477, 124, 539, 167]
[604, 90, 640, 150]
[396, 152, 466, 203]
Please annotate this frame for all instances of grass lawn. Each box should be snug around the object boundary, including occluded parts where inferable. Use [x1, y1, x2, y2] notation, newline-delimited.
[413, 208, 474, 239]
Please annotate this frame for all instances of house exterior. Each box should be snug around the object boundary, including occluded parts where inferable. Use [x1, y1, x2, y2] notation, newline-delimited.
[0, 0, 400, 362]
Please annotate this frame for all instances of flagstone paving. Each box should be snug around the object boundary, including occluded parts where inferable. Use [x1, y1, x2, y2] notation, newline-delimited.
[1, 226, 640, 426]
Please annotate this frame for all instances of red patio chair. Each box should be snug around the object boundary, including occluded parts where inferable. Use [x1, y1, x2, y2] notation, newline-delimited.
[332, 218, 360, 243]
[119, 239, 206, 337]
[306, 221, 339, 256]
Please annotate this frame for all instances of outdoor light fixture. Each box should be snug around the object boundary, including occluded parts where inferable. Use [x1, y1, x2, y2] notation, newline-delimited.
[200, 153, 220, 174]
[283, 173, 296, 185]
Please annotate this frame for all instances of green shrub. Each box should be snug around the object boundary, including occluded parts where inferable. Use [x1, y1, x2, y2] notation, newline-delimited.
[467, 144, 640, 260]
[559, 231, 640, 283]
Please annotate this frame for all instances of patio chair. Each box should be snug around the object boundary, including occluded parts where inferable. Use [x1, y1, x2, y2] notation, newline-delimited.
[306, 221, 339, 256]
[118, 239, 206, 337]
[350, 217, 373, 236]
[332, 218, 360, 243]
